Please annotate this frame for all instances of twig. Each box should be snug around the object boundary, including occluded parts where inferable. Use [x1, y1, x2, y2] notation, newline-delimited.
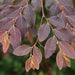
[58, 0, 73, 29]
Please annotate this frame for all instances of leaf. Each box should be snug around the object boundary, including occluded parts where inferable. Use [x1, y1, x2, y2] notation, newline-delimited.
[0, 5, 8, 19]
[0, 18, 14, 31]
[31, 0, 41, 13]
[67, 15, 75, 28]
[13, 0, 28, 6]
[16, 14, 28, 39]
[0, 31, 7, 42]
[65, 23, 71, 31]
[49, 16, 65, 27]
[25, 56, 31, 72]
[33, 46, 42, 63]
[25, 55, 39, 72]
[62, 6, 75, 15]
[59, 41, 75, 59]
[13, 45, 32, 56]
[30, 55, 39, 70]
[38, 24, 50, 42]
[45, 0, 55, 9]
[58, 0, 75, 15]
[27, 31, 33, 42]
[44, 37, 57, 58]
[2, 0, 14, 4]
[9, 27, 21, 49]
[2, 36, 10, 53]
[57, 13, 66, 24]
[63, 55, 71, 67]
[1, 5, 21, 19]
[56, 51, 64, 70]
[23, 5, 36, 26]
[49, 3, 61, 16]
[55, 27, 74, 42]
[59, 0, 73, 7]
[29, 25, 37, 36]
[0, 4, 8, 12]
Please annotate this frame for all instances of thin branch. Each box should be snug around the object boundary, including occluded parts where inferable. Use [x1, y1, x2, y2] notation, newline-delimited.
[40, 0, 55, 35]
[58, 0, 73, 30]
[33, 0, 57, 47]
[8, 0, 30, 32]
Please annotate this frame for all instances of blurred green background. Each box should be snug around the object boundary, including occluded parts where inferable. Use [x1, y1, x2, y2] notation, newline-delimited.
[0, 0, 75, 75]
[0, 51, 75, 75]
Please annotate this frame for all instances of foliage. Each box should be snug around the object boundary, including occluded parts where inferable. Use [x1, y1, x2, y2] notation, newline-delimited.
[0, 0, 75, 73]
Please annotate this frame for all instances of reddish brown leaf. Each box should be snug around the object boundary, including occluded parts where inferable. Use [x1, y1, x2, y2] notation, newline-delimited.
[0, 31, 7, 42]
[27, 31, 33, 42]
[59, 0, 73, 7]
[30, 55, 39, 70]
[16, 14, 28, 39]
[33, 46, 42, 63]
[2, 36, 10, 53]
[55, 28, 74, 42]
[13, 0, 28, 6]
[25, 56, 31, 72]
[49, 16, 65, 27]
[2, 0, 14, 4]
[1, 6, 21, 19]
[13, 45, 32, 56]
[38, 24, 50, 42]
[25, 55, 39, 72]
[56, 51, 64, 70]
[49, 3, 61, 16]
[63, 55, 71, 67]
[23, 5, 36, 26]
[62, 6, 75, 15]
[44, 37, 57, 58]
[57, 13, 66, 24]
[0, 18, 14, 31]
[10, 27, 21, 49]
[67, 16, 75, 28]
[59, 41, 75, 59]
